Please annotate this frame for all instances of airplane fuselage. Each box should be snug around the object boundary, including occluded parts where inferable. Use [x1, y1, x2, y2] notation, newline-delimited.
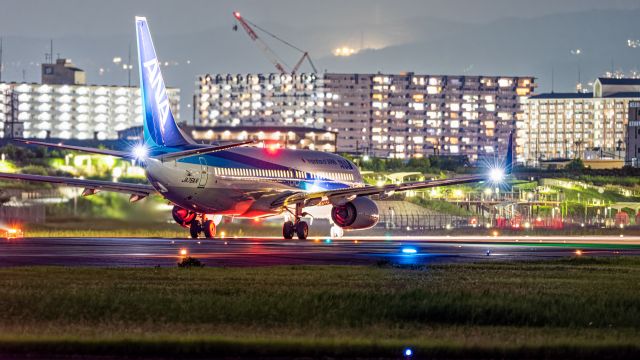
[144, 146, 365, 217]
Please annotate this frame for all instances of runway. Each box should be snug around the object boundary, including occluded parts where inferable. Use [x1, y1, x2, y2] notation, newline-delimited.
[1, 235, 639, 267]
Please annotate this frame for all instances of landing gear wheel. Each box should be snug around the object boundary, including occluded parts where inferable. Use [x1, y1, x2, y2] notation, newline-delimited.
[283, 221, 295, 240]
[295, 221, 309, 240]
[203, 220, 216, 239]
[190, 220, 201, 239]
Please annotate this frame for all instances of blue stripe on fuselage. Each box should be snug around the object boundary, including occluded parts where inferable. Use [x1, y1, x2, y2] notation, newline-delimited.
[151, 145, 355, 192]
[149, 146, 291, 170]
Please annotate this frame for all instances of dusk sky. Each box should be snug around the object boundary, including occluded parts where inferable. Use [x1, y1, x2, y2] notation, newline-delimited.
[1, 0, 639, 36]
[2, 0, 640, 120]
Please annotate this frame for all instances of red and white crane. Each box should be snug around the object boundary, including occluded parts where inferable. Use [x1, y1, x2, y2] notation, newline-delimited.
[233, 11, 317, 74]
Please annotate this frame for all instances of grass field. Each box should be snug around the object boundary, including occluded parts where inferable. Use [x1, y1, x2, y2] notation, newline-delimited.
[0, 258, 639, 358]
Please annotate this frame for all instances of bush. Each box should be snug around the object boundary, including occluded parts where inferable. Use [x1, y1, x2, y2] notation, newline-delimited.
[178, 257, 204, 268]
[20, 165, 48, 176]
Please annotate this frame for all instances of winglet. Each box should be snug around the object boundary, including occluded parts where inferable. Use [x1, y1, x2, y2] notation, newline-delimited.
[505, 131, 514, 175]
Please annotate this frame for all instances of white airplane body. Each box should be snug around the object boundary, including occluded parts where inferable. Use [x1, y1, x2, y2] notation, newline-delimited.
[0, 17, 511, 240]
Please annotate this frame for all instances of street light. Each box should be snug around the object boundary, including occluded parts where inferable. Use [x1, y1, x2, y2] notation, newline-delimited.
[570, 48, 582, 92]
[616, 139, 623, 160]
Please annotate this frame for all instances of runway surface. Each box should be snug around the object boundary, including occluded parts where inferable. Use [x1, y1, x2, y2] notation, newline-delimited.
[1, 235, 640, 267]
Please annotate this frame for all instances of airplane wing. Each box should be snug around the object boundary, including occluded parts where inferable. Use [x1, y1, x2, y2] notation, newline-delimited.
[14, 139, 256, 162]
[271, 174, 486, 208]
[0, 172, 156, 201]
[153, 140, 256, 161]
[273, 132, 514, 209]
[13, 139, 132, 159]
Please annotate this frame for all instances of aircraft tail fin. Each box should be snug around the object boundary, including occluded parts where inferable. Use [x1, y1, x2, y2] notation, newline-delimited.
[135, 16, 190, 148]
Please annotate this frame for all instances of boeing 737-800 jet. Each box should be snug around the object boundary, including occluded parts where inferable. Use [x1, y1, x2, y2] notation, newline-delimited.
[0, 17, 512, 240]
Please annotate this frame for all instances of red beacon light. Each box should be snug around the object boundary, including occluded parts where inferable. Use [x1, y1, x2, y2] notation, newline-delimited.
[263, 140, 282, 155]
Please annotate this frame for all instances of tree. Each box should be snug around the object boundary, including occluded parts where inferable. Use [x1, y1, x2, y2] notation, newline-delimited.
[565, 158, 585, 171]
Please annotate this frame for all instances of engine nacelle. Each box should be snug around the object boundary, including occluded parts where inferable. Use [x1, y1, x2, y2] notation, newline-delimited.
[172, 205, 196, 227]
[330, 197, 379, 230]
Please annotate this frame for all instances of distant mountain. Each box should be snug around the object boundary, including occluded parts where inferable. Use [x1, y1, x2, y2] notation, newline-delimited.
[1, 8, 639, 121]
[317, 9, 640, 93]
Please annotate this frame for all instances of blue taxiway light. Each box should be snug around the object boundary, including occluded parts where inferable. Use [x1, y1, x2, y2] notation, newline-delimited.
[401, 247, 417, 254]
[404, 347, 413, 357]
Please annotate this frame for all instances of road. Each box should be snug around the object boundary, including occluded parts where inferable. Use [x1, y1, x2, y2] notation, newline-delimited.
[0, 235, 639, 267]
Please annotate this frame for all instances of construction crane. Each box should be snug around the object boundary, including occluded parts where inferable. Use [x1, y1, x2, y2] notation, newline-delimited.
[232, 11, 318, 74]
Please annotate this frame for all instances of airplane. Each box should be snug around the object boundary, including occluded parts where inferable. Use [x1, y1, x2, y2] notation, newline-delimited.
[0, 17, 513, 240]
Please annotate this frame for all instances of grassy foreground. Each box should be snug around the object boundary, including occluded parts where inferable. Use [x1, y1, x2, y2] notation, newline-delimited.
[0, 258, 639, 358]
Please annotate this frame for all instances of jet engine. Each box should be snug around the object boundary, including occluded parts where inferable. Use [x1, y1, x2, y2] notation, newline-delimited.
[172, 205, 196, 227]
[330, 197, 379, 230]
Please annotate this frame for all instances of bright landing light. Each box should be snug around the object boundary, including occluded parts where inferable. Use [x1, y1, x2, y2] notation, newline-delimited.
[489, 167, 505, 183]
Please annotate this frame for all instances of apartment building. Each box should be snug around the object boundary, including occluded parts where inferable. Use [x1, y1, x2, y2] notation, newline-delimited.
[521, 78, 640, 165]
[195, 72, 536, 161]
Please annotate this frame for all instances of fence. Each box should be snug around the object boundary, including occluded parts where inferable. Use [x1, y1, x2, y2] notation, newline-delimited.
[0, 205, 46, 224]
[377, 212, 481, 231]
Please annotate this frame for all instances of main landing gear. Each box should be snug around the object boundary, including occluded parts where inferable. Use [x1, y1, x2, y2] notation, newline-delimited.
[189, 216, 216, 239]
[283, 203, 309, 240]
[172, 206, 220, 240]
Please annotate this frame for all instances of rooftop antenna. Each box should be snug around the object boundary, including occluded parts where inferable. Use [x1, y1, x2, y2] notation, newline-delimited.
[0, 37, 3, 83]
[577, 64, 581, 93]
[578, 65, 581, 85]
[45, 39, 54, 63]
[551, 66, 555, 93]
[611, 58, 615, 76]
[127, 42, 132, 87]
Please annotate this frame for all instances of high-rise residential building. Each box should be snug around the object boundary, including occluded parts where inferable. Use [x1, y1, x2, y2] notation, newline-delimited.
[195, 72, 535, 161]
[195, 73, 324, 128]
[521, 78, 640, 166]
[0, 82, 180, 140]
[1, 58, 180, 140]
[325, 73, 535, 160]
